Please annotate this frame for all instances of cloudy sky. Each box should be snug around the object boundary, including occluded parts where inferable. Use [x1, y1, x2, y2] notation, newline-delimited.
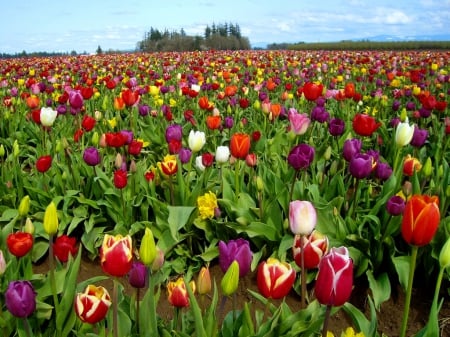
[1, 0, 449, 54]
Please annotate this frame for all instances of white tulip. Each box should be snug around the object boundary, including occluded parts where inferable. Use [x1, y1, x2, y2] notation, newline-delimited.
[215, 145, 230, 164]
[40, 107, 58, 127]
[188, 130, 206, 152]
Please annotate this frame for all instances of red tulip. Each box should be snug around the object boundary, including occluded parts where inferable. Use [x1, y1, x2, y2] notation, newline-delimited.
[403, 155, 422, 176]
[206, 115, 221, 130]
[74, 285, 111, 324]
[198, 96, 214, 110]
[7, 232, 33, 257]
[230, 133, 251, 159]
[105, 132, 127, 148]
[257, 258, 296, 299]
[167, 277, 193, 308]
[344, 82, 355, 98]
[100, 234, 133, 277]
[293, 230, 329, 270]
[128, 139, 143, 156]
[302, 82, 323, 101]
[315, 247, 353, 307]
[53, 235, 79, 263]
[36, 155, 52, 173]
[352, 113, 381, 137]
[113, 170, 128, 189]
[122, 89, 140, 107]
[401, 195, 440, 246]
[81, 115, 96, 131]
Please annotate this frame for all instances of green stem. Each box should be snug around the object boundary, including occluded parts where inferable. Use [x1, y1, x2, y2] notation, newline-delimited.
[22, 318, 33, 337]
[135, 288, 140, 336]
[300, 234, 307, 309]
[113, 279, 119, 337]
[147, 270, 157, 337]
[235, 159, 240, 199]
[289, 170, 299, 201]
[321, 305, 332, 337]
[48, 235, 60, 337]
[431, 268, 444, 311]
[399, 245, 418, 337]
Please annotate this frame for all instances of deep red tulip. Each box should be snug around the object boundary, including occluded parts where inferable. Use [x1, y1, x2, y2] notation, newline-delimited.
[36, 155, 52, 173]
[7, 232, 33, 257]
[75, 285, 111, 324]
[128, 139, 143, 156]
[257, 258, 296, 299]
[113, 170, 127, 189]
[315, 247, 353, 307]
[202, 152, 214, 167]
[401, 195, 440, 246]
[302, 82, 323, 101]
[230, 133, 251, 159]
[352, 113, 381, 137]
[105, 132, 127, 148]
[100, 234, 133, 277]
[81, 115, 96, 131]
[122, 89, 140, 107]
[53, 235, 79, 263]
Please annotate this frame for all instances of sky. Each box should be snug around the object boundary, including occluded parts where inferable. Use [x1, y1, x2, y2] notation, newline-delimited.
[1, 0, 449, 54]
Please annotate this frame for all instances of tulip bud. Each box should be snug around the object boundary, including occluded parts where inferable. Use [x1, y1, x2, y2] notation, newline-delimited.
[323, 146, 332, 161]
[92, 131, 99, 146]
[13, 140, 19, 157]
[43, 201, 59, 236]
[221, 260, 239, 296]
[0, 250, 6, 275]
[256, 176, 264, 192]
[439, 237, 450, 269]
[289, 200, 317, 235]
[197, 266, 212, 295]
[18, 195, 30, 217]
[151, 246, 165, 272]
[0, 144, 5, 157]
[140, 227, 156, 266]
[422, 157, 432, 177]
[24, 218, 35, 234]
[447, 185, 450, 198]
[400, 108, 408, 121]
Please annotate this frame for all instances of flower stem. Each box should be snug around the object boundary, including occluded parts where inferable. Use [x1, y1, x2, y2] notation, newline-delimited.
[235, 159, 240, 199]
[22, 318, 32, 337]
[135, 288, 140, 335]
[289, 170, 299, 201]
[399, 245, 418, 337]
[321, 305, 332, 337]
[113, 278, 119, 337]
[300, 234, 307, 309]
[48, 235, 60, 337]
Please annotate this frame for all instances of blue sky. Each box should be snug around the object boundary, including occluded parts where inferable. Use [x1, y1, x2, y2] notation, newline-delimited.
[1, 0, 449, 54]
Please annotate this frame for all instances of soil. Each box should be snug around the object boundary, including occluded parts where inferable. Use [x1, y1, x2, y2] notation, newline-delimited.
[34, 257, 450, 337]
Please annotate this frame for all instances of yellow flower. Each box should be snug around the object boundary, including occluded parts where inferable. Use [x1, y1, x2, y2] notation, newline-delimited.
[197, 191, 218, 220]
[108, 117, 117, 129]
[341, 327, 365, 337]
[43, 201, 59, 236]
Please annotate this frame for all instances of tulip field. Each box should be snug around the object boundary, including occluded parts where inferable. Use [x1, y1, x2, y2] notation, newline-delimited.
[0, 49, 449, 337]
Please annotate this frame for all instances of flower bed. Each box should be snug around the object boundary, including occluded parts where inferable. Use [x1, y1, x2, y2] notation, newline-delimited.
[0, 49, 449, 336]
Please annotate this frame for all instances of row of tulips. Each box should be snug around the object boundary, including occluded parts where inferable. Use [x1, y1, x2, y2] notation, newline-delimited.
[0, 49, 449, 336]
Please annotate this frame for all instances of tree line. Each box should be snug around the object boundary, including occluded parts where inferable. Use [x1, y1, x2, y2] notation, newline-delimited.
[136, 22, 251, 52]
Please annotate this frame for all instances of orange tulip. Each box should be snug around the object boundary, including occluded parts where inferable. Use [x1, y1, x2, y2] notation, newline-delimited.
[230, 133, 250, 159]
[26, 96, 40, 109]
[401, 195, 440, 246]
[206, 115, 221, 130]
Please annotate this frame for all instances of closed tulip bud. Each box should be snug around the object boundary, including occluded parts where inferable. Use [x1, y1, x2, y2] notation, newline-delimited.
[5, 281, 36, 318]
[323, 146, 332, 161]
[197, 266, 212, 295]
[128, 261, 148, 288]
[18, 195, 30, 217]
[256, 176, 264, 192]
[289, 200, 317, 235]
[395, 119, 414, 147]
[13, 140, 19, 157]
[329, 160, 338, 175]
[24, 218, 35, 234]
[439, 237, 450, 269]
[151, 246, 165, 272]
[140, 227, 156, 266]
[422, 157, 432, 177]
[447, 185, 450, 198]
[221, 260, 240, 296]
[0, 250, 6, 275]
[91, 131, 99, 146]
[0, 144, 5, 157]
[438, 165, 444, 178]
[43, 201, 59, 236]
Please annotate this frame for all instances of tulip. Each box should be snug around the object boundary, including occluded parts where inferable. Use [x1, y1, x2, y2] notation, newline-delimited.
[160, 154, 178, 176]
[230, 133, 251, 159]
[374, 161, 393, 181]
[18, 195, 30, 218]
[302, 82, 323, 101]
[287, 143, 315, 170]
[349, 153, 373, 179]
[352, 113, 381, 137]
[315, 247, 353, 307]
[5, 281, 36, 318]
[386, 195, 406, 216]
[69, 90, 84, 110]
[74, 285, 111, 324]
[178, 147, 192, 164]
[100, 234, 133, 277]
[342, 138, 362, 161]
[439, 237, 450, 269]
[122, 89, 140, 107]
[221, 260, 240, 296]
[215, 145, 230, 164]
[113, 169, 127, 189]
[6, 232, 33, 257]
[188, 130, 206, 152]
[288, 109, 310, 135]
[81, 115, 96, 131]
[83, 147, 101, 166]
[401, 195, 440, 247]
[395, 119, 414, 147]
[167, 277, 192, 308]
[403, 154, 422, 176]
[139, 227, 156, 266]
[328, 118, 346, 137]
[40, 107, 58, 127]
[128, 261, 148, 288]
[410, 126, 428, 147]
[195, 155, 206, 171]
[165, 124, 183, 143]
[151, 246, 165, 272]
[257, 258, 296, 299]
[197, 266, 212, 295]
[36, 155, 52, 173]
[0, 250, 6, 275]
[128, 140, 143, 156]
[43, 201, 59, 236]
[293, 230, 329, 269]
[201, 152, 214, 167]
[53, 235, 78, 263]
[218, 239, 252, 277]
[289, 200, 317, 236]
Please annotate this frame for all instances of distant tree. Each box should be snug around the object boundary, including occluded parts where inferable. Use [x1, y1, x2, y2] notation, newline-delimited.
[96, 45, 103, 54]
[204, 25, 211, 39]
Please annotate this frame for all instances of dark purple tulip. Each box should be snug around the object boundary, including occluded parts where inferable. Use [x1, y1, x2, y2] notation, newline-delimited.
[120, 130, 133, 145]
[5, 281, 36, 318]
[328, 118, 345, 137]
[224, 116, 234, 129]
[128, 261, 147, 288]
[68, 90, 84, 110]
[178, 147, 192, 164]
[390, 117, 400, 128]
[316, 97, 326, 107]
[160, 86, 169, 94]
[386, 195, 406, 216]
[138, 104, 150, 116]
[405, 101, 416, 111]
[165, 124, 183, 143]
[392, 100, 401, 111]
[83, 147, 101, 166]
[374, 161, 393, 181]
[410, 126, 428, 147]
[342, 138, 362, 162]
[57, 104, 67, 115]
[349, 153, 373, 179]
[419, 107, 431, 118]
[258, 91, 268, 101]
[366, 149, 379, 163]
[219, 239, 252, 277]
[287, 144, 315, 170]
[311, 106, 330, 123]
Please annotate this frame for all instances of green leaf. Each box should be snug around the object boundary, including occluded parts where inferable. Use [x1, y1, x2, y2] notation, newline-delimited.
[185, 278, 207, 337]
[366, 270, 391, 310]
[343, 296, 378, 337]
[31, 240, 49, 262]
[392, 255, 411, 291]
[167, 206, 195, 239]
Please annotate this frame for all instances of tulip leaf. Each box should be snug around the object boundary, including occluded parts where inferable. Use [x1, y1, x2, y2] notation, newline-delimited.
[343, 296, 378, 337]
[366, 270, 391, 310]
[392, 255, 411, 291]
[167, 205, 195, 238]
[31, 240, 49, 263]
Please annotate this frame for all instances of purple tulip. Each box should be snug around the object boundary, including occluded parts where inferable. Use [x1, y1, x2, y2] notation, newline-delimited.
[219, 239, 252, 277]
[374, 162, 392, 181]
[120, 130, 134, 145]
[5, 281, 36, 318]
[405, 101, 416, 111]
[138, 104, 150, 116]
[392, 100, 401, 111]
[224, 116, 234, 129]
[410, 126, 428, 147]
[342, 138, 362, 162]
[386, 195, 406, 216]
[165, 124, 183, 143]
[419, 107, 432, 118]
[287, 144, 315, 170]
[328, 118, 345, 137]
[83, 147, 101, 166]
[128, 261, 147, 288]
[68, 90, 84, 110]
[311, 106, 330, 123]
[349, 153, 373, 179]
[178, 147, 192, 164]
